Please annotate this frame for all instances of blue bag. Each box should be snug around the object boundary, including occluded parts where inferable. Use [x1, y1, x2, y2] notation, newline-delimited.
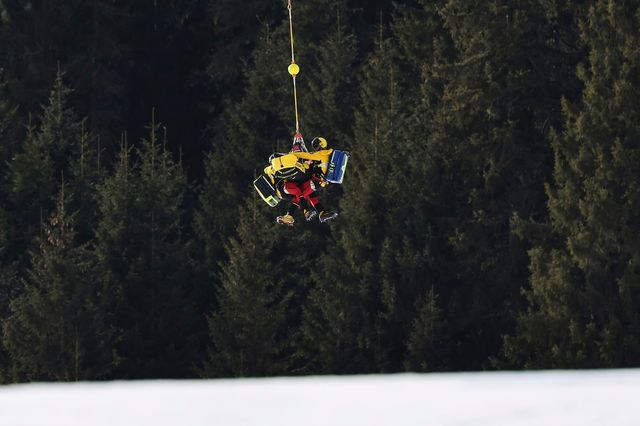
[325, 150, 349, 184]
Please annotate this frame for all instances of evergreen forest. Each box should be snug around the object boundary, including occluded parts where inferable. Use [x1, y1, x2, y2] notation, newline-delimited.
[1, 0, 640, 382]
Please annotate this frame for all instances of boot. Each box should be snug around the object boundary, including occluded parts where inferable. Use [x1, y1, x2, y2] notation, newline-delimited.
[276, 214, 295, 226]
[318, 211, 338, 223]
[304, 209, 317, 222]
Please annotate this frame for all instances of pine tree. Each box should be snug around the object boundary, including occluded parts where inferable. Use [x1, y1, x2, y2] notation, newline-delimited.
[6, 116, 54, 265]
[95, 116, 197, 378]
[300, 28, 405, 373]
[201, 198, 293, 377]
[404, 287, 448, 371]
[382, 1, 457, 373]
[422, 0, 581, 369]
[503, 0, 640, 368]
[6, 70, 101, 266]
[2, 184, 115, 381]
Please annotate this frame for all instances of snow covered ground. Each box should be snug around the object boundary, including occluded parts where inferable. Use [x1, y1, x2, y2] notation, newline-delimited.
[0, 369, 638, 426]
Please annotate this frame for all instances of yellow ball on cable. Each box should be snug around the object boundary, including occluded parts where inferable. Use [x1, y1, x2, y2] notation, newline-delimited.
[288, 62, 300, 77]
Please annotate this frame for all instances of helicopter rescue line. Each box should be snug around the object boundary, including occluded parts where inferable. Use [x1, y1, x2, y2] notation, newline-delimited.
[253, 0, 349, 226]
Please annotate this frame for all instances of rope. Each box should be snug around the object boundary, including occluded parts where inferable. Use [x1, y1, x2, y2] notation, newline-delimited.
[287, 0, 296, 64]
[287, 0, 301, 135]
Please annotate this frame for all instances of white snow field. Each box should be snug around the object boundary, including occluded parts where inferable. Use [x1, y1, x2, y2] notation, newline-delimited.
[0, 369, 639, 426]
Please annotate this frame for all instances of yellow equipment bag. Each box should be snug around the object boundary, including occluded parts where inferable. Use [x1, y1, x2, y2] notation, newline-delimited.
[253, 174, 282, 207]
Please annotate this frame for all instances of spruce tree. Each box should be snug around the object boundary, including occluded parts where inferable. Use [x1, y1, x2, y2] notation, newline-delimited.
[6, 116, 53, 265]
[201, 198, 292, 377]
[423, 0, 579, 369]
[503, 0, 640, 368]
[301, 12, 454, 373]
[95, 117, 196, 378]
[6, 70, 100, 266]
[2, 184, 115, 381]
[383, 1, 457, 373]
[300, 29, 404, 373]
[404, 287, 448, 371]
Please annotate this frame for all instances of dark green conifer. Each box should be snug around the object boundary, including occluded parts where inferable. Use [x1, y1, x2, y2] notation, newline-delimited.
[6, 70, 100, 265]
[201, 198, 291, 377]
[2, 184, 115, 381]
[404, 287, 448, 371]
[300, 28, 403, 373]
[384, 0, 456, 373]
[95, 116, 196, 378]
[424, 0, 579, 368]
[503, 0, 640, 368]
